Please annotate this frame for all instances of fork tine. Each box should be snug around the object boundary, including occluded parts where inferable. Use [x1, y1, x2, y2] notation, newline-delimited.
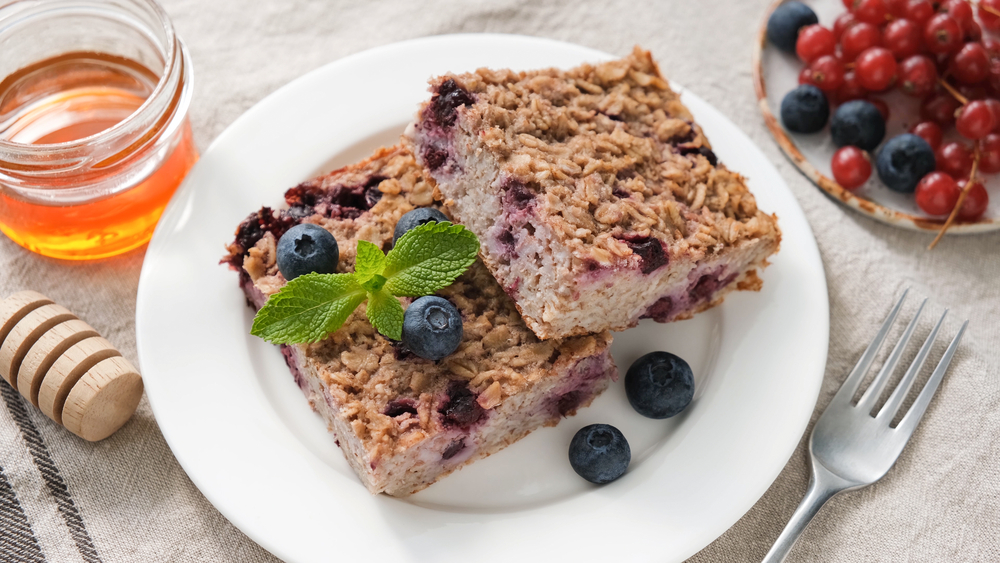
[876, 309, 947, 421]
[895, 320, 968, 438]
[856, 298, 927, 411]
[831, 289, 909, 405]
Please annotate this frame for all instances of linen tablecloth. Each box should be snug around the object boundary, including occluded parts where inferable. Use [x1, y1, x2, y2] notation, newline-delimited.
[1, 0, 998, 561]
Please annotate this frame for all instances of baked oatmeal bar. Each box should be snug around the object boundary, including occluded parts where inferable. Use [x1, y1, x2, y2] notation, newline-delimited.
[407, 47, 781, 340]
[223, 146, 616, 496]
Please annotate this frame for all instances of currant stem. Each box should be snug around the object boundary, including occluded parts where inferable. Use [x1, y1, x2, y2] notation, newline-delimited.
[981, 2, 1000, 18]
[937, 77, 969, 106]
[928, 142, 981, 249]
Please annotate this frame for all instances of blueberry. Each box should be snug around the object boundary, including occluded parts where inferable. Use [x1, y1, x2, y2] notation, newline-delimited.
[830, 100, 886, 152]
[781, 85, 829, 134]
[876, 134, 936, 193]
[393, 208, 449, 246]
[624, 351, 694, 419]
[767, 1, 818, 53]
[568, 424, 630, 484]
[401, 296, 463, 360]
[275, 223, 339, 280]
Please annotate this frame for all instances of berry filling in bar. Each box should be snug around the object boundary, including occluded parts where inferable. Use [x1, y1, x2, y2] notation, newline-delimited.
[407, 47, 781, 340]
[223, 146, 616, 496]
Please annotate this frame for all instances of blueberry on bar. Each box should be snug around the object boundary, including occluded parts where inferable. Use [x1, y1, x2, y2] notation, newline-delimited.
[223, 146, 616, 496]
[406, 47, 781, 339]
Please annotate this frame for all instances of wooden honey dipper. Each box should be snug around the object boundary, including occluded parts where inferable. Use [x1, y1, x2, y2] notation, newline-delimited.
[0, 291, 143, 441]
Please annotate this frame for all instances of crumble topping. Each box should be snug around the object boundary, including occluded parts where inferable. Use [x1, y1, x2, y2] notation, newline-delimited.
[413, 46, 779, 268]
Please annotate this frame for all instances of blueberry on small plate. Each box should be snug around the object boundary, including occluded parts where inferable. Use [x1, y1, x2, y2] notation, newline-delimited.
[876, 134, 936, 193]
[276, 223, 339, 280]
[401, 296, 463, 360]
[568, 424, 630, 484]
[767, 1, 818, 53]
[393, 207, 449, 246]
[781, 85, 829, 134]
[625, 351, 695, 419]
[830, 100, 885, 152]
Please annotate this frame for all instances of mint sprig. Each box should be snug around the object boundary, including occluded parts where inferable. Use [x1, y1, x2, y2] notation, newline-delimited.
[251, 221, 479, 344]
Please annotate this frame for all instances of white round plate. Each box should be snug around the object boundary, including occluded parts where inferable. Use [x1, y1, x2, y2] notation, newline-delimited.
[755, 0, 1000, 234]
[136, 34, 828, 563]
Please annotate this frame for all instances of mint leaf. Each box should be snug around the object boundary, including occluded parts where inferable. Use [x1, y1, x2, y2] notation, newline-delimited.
[361, 274, 387, 293]
[354, 240, 386, 284]
[365, 289, 404, 340]
[383, 222, 479, 297]
[251, 273, 367, 344]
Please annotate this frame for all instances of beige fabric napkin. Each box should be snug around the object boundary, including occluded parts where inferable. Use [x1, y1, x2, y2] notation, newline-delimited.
[1, 0, 998, 561]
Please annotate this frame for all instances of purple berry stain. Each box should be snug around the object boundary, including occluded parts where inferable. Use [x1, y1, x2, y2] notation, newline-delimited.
[612, 186, 631, 199]
[384, 399, 418, 418]
[618, 235, 668, 275]
[230, 207, 298, 266]
[678, 145, 718, 166]
[432, 79, 474, 126]
[422, 145, 448, 171]
[690, 270, 737, 304]
[557, 391, 584, 417]
[439, 380, 485, 428]
[496, 225, 517, 259]
[442, 438, 466, 460]
[500, 177, 535, 210]
[641, 296, 675, 322]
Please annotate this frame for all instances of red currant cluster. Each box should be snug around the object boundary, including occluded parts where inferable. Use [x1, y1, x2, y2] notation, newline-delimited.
[795, 0, 994, 224]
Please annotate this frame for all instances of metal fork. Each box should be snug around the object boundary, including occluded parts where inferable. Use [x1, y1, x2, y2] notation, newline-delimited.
[762, 290, 968, 563]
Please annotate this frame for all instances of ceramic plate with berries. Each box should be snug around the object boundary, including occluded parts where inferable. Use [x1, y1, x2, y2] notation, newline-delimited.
[136, 35, 828, 563]
[756, 0, 1000, 237]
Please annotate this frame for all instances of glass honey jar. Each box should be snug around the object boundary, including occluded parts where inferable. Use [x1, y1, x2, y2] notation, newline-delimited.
[0, 0, 197, 260]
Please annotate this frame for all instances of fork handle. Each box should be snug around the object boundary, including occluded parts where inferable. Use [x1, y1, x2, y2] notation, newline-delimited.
[761, 466, 847, 563]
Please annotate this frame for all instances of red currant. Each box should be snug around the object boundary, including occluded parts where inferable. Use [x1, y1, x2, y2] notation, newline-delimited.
[956, 100, 996, 139]
[867, 97, 890, 121]
[979, 0, 1000, 32]
[950, 42, 991, 85]
[957, 179, 989, 220]
[799, 66, 816, 86]
[807, 55, 846, 92]
[797, 25, 837, 63]
[841, 0, 856, 8]
[962, 19, 982, 42]
[834, 12, 859, 40]
[883, 19, 923, 60]
[936, 141, 974, 177]
[915, 172, 961, 215]
[855, 47, 898, 91]
[831, 146, 872, 190]
[834, 71, 868, 103]
[989, 62, 1000, 96]
[905, 0, 936, 26]
[942, 0, 974, 27]
[910, 121, 944, 150]
[983, 37, 1000, 62]
[841, 23, 884, 62]
[886, 0, 910, 18]
[921, 93, 961, 126]
[977, 133, 1000, 173]
[854, 0, 889, 25]
[899, 55, 938, 97]
[957, 83, 988, 101]
[985, 98, 1000, 132]
[923, 13, 963, 55]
